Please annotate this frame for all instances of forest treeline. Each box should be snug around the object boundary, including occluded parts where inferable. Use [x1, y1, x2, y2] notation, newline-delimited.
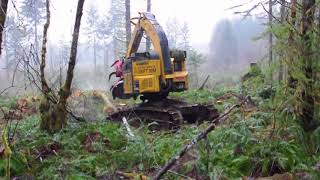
[0, 0, 269, 91]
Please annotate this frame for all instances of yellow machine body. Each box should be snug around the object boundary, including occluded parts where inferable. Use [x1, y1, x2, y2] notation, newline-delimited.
[123, 56, 189, 96]
[124, 59, 161, 94]
[116, 12, 189, 100]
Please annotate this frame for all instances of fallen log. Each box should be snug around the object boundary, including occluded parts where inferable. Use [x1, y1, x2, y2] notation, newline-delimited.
[153, 103, 242, 180]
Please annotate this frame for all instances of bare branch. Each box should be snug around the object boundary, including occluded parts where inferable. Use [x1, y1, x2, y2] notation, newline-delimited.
[153, 100, 246, 179]
[0, 57, 21, 95]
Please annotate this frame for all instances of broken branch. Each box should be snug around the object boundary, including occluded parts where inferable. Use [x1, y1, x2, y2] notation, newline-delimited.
[122, 117, 135, 138]
[153, 103, 242, 180]
[198, 75, 210, 90]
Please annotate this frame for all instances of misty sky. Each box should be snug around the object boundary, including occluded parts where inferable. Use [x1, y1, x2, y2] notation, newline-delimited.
[4, 0, 264, 49]
[43, 0, 260, 46]
[1, 0, 266, 86]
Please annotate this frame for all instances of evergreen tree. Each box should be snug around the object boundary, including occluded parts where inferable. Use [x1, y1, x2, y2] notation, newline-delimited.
[209, 19, 238, 71]
[109, 0, 126, 57]
[165, 17, 180, 49]
[125, 0, 131, 48]
[85, 4, 100, 73]
[4, 16, 28, 77]
[145, 0, 151, 51]
[179, 21, 191, 51]
[188, 49, 206, 87]
[20, 0, 46, 53]
[96, 15, 112, 71]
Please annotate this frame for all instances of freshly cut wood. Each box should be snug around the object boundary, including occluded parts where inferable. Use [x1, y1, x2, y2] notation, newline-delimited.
[122, 117, 135, 138]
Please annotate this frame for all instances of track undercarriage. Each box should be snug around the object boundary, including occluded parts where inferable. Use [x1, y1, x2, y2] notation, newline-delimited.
[108, 98, 219, 130]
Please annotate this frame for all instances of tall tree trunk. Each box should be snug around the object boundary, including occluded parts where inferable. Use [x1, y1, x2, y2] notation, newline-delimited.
[56, 0, 85, 130]
[39, 0, 50, 94]
[147, 0, 151, 14]
[145, 0, 151, 51]
[93, 35, 97, 73]
[103, 43, 109, 88]
[104, 42, 109, 70]
[34, 1, 39, 53]
[49, 44, 54, 73]
[0, 0, 9, 55]
[288, 0, 297, 87]
[125, 0, 131, 48]
[113, 37, 117, 58]
[61, 0, 85, 100]
[39, 0, 52, 130]
[41, 0, 86, 133]
[278, 0, 286, 82]
[300, 0, 317, 131]
[318, 6, 320, 31]
[318, 8, 320, 29]
[195, 66, 199, 88]
[106, 48, 109, 69]
[4, 30, 9, 80]
[268, 0, 273, 69]
[103, 43, 106, 72]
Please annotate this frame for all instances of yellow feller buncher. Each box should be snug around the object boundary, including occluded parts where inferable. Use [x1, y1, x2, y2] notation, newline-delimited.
[108, 13, 218, 128]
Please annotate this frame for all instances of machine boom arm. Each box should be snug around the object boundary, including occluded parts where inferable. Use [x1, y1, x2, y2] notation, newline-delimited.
[126, 13, 172, 76]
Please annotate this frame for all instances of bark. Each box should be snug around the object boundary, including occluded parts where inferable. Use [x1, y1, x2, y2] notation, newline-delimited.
[57, 0, 85, 127]
[61, 0, 85, 100]
[147, 0, 151, 13]
[0, 0, 9, 55]
[39, 0, 50, 94]
[300, 0, 317, 131]
[39, 0, 53, 131]
[145, 0, 151, 51]
[34, 8, 39, 53]
[4, 30, 9, 80]
[154, 104, 241, 180]
[103, 41, 109, 70]
[105, 47, 109, 69]
[278, 0, 286, 82]
[93, 35, 96, 73]
[288, 0, 297, 87]
[103, 42, 106, 69]
[318, 7, 320, 30]
[195, 66, 199, 87]
[268, 0, 273, 68]
[125, 0, 131, 48]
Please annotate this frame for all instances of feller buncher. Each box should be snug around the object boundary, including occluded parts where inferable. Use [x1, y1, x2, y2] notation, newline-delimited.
[108, 13, 218, 128]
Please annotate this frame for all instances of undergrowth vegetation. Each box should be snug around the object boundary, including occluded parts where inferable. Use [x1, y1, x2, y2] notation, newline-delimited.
[1, 114, 200, 179]
[172, 80, 320, 179]
[1, 68, 320, 179]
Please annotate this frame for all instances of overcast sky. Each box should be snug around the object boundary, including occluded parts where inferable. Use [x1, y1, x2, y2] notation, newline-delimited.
[44, 0, 261, 45]
[6, 0, 262, 46]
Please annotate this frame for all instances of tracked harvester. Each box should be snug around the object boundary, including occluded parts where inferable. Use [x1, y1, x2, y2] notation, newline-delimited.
[108, 13, 218, 127]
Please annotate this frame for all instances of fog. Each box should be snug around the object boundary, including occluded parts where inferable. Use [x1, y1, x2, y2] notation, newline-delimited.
[0, 0, 268, 94]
